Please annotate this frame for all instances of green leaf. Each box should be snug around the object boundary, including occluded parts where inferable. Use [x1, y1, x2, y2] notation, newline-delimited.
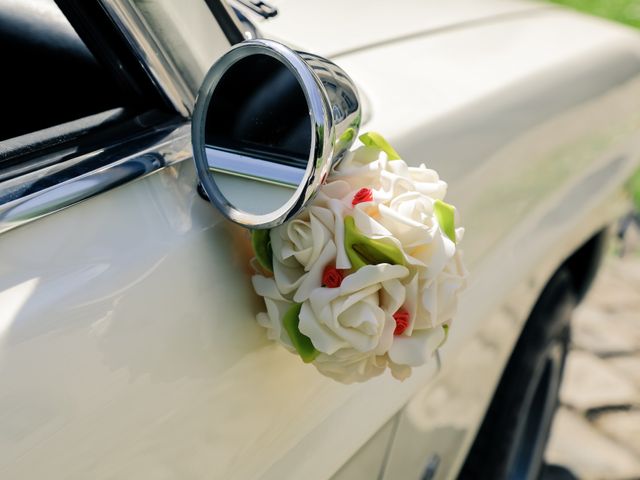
[251, 229, 273, 272]
[282, 303, 319, 363]
[344, 216, 406, 270]
[434, 200, 456, 244]
[358, 132, 401, 160]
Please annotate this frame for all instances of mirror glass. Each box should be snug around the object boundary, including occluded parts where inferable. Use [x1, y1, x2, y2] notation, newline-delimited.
[203, 53, 312, 215]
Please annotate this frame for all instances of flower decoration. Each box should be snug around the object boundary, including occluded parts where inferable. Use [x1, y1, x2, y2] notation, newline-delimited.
[352, 188, 374, 206]
[250, 132, 467, 383]
[322, 265, 344, 288]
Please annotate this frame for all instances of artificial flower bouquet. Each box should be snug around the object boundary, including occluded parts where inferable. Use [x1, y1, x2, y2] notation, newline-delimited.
[250, 132, 467, 383]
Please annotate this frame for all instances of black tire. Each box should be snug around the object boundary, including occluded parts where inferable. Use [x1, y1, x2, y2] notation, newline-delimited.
[458, 269, 576, 480]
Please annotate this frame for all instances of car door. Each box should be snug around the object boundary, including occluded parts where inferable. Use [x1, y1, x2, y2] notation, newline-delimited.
[0, 2, 440, 479]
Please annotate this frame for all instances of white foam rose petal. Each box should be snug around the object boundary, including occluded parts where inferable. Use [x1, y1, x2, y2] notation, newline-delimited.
[299, 264, 409, 355]
[258, 298, 295, 350]
[352, 206, 393, 237]
[377, 170, 416, 201]
[316, 180, 353, 205]
[310, 205, 336, 234]
[313, 348, 387, 384]
[414, 251, 467, 329]
[279, 212, 331, 270]
[272, 254, 305, 296]
[292, 240, 337, 303]
[376, 278, 405, 354]
[388, 191, 433, 220]
[377, 312, 396, 356]
[418, 279, 439, 328]
[301, 284, 381, 354]
[333, 291, 385, 352]
[327, 198, 351, 269]
[270, 229, 305, 296]
[252, 276, 296, 349]
[409, 165, 448, 198]
[378, 201, 433, 249]
[252, 275, 286, 301]
[417, 230, 457, 282]
[388, 358, 413, 381]
[404, 273, 420, 336]
[388, 327, 446, 367]
[334, 146, 386, 176]
[379, 278, 405, 318]
[408, 164, 439, 182]
[415, 180, 448, 199]
[279, 220, 312, 266]
[306, 213, 331, 270]
[299, 300, 349, 354]
[340, 264, 409, 293]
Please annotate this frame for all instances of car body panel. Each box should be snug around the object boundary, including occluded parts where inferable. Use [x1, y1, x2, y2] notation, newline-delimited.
[1, 4, 640, 480]
[0, 157, 439, 479]
[332, 10, 640, 479]
[257, 0, 543, 57]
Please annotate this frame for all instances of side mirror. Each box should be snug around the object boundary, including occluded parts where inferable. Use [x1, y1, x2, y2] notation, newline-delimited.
[191, 39, 361, 229]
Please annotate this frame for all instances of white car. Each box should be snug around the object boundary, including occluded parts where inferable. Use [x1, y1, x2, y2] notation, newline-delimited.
[1, 1, 639, 479]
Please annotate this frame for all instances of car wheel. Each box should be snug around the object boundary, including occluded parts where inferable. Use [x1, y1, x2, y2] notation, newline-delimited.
[458, 269, 576, 480]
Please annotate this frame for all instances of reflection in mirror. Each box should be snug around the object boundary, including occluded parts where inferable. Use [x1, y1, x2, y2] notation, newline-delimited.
[205, 54, 311, 213]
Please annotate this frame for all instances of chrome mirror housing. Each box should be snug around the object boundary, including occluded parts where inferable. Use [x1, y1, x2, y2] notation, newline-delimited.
[191, 39, 361, 229]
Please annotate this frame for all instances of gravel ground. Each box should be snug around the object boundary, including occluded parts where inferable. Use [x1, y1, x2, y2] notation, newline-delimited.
[544, 222, 640, 480]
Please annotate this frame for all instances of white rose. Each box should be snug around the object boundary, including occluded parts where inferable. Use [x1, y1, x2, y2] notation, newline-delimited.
[270, 206, 338, 302]
[299, 264, 409, 354]
[377, 191, 439, 250]
[251, 275, 295, 351]
[250, 134, 467, 383]
[388, 326, 446, 367]
[314, 351, 414, 384]
[333, 146, 447, 203]
[415, 249, 467, 329]
[276, 206, 332, 270]
[313, 349, 388, 384]
[407, 164, 447, 199]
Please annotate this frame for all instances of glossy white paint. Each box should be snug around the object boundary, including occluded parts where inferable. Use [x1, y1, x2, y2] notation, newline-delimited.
[330, 9, 640, 479]
[0, 157, 440, 479]
[2, 4, 640, 480]
[257, 0, 543, 57]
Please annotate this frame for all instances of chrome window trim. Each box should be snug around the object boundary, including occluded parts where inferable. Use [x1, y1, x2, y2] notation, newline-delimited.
[0, 0, 242, 235]
[0, 0, 207, 236]
[99, 0, 195, 117]
[0, 122, 191, 235]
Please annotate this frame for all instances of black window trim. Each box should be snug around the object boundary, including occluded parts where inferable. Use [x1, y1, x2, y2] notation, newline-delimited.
[54, 0, 176, 114]
[0, 0, 244, 235]
[0, 0, 188, 232]
[0, 0, 184, 174]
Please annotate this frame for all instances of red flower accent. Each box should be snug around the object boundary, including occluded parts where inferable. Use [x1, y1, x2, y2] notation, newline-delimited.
[393, 308, 410, 336]
[352, 187, 374, 207]
[322, 265, 343, 288]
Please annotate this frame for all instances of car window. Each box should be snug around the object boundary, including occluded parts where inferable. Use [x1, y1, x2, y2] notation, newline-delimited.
[0, 0, 143, 142]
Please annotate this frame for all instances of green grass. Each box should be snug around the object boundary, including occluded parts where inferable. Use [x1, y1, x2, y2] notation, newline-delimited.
[628, 169, 640, 211]
[550, 0, 640, 210]
[550, 0, 640, 28]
